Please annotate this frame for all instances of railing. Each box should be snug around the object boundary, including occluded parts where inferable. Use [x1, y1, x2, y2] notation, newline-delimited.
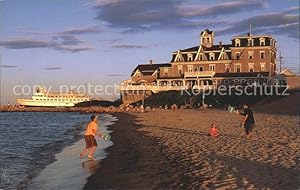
[119, 83, 215, 93]
[184, 71, 215, 78]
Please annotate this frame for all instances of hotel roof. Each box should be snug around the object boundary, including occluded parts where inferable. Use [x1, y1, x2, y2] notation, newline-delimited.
[131, 63, 171, 76]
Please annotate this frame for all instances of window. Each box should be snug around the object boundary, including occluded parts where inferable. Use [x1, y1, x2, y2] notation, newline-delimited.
[235, 64, 241, 72]
[270, 39, 273, 47]
[164, 68, 168, 76]
[209, 53, 215, 61]
[225, 64, 230, 72]
[260, 51, 265, 59]
[199, 54, 204, 61]
[187, 54, 193, 61]
[235, 39, 240, 47]
[177, 57, 182, 62]
[236, 52, 240, 60]
[260, 38, 265, 46]
[248, 63, 254, 72]
[248, 38, 254, 46]
[187, 65, 193, 72]
[248, 51, 253, 59]
[220, 53, 227, 60]
[177, 65, 183, 74]
[209, 64, 215, 72]
[207, 37, 210, 43]
[199, 66, 204, 71]
[260, 63, 266, 71]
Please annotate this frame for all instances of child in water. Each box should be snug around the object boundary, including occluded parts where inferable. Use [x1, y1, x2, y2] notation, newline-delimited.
[209, 123, 219, 137]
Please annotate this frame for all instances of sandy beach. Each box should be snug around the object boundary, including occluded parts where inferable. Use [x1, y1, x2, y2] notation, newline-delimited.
[85, 109, 300, 189]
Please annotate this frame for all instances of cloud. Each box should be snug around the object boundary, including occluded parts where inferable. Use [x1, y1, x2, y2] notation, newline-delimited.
[43, 66, 63, 70]
[99, 38, 122, 44]
[0, 38, 50, 49]
[0, 25, 100, 53]
[217, 11, 299, 39]
[92, 0, 121, 7]
[174, 19, 230, 30]
[61, 25, 101, 35]
[283, 6, 300, 14]
[253, 23, 299, 39]
[111, 44, 146, 49]
[91, 0, 266, 32]
[53, 45, 93, 53]
[51, 34, 83, 46]
[177, 0, 267, 17]
[0, 36, 92, 53]
[107, 74, 125, 77]
[0, 65, 18, 68]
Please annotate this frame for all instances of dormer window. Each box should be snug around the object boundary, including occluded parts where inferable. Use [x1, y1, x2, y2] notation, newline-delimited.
[220, 53, 227, 60]
[187, 54, 193, 61]
[209, 53, 215, 60]
[199, 53, 204, 61]
[248, 38, 254, 46]
[235, 39, 240, 47]
[177, 57, 182, 62]
[259, 38, 265, 46]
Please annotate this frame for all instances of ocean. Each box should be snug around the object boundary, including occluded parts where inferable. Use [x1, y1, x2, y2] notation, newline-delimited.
[0, 112, 117, 190]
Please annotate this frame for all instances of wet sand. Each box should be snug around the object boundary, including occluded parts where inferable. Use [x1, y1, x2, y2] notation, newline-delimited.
[85, 109, 300, 189]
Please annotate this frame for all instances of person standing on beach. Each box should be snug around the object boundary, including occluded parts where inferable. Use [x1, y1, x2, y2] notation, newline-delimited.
[80, 115, 103, 160]
[237, 104, 255, 139]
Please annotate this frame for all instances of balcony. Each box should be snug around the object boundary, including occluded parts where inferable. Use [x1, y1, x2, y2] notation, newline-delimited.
[184, 71, 215, 78]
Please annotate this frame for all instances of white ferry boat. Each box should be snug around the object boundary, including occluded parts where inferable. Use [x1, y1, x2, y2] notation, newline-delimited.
[17, 86, 90, 107]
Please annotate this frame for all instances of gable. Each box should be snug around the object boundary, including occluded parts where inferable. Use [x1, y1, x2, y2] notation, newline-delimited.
[174, 50, 185, 62]
[217, 48, 229, 60]
[280, 69, 296, 77]
[194, 46, 207, 61]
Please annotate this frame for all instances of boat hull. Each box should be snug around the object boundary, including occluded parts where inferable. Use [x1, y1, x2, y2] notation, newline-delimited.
[17, 99, 76, 107]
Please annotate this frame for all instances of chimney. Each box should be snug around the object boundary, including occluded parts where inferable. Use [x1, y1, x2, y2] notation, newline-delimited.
[149, 59, 153, 64]
[219, 42, 222, 48]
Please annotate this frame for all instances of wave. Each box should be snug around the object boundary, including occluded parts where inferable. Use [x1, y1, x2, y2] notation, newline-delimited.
[16, 113, 116, 190]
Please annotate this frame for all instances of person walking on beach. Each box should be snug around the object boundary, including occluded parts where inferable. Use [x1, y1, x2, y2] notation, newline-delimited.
[237, 104, 255, 139]
[80, 115, 103, 160]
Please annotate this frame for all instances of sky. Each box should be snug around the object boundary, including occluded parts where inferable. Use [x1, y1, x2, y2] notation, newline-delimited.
[0, 0, 299, 104]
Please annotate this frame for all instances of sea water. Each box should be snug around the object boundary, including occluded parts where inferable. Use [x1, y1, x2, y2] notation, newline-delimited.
[0, 112, 117, 190]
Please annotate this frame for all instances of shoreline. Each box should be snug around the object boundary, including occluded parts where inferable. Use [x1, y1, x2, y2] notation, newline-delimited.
[85, 110, 300, 189]
[84, 113, 180, 189]
[18, 114, 116, 190]
[0, 105, 123, 113]
[28, 114, 115, 190]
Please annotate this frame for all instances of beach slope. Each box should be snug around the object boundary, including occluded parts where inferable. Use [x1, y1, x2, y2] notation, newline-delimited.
[85, 110, 300, 189]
